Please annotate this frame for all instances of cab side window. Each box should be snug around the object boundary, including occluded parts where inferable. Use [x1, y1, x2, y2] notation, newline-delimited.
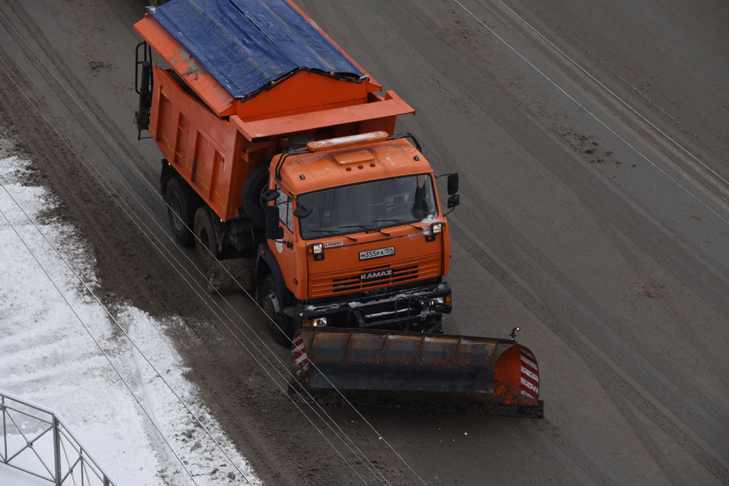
[276, 191, 294, 232]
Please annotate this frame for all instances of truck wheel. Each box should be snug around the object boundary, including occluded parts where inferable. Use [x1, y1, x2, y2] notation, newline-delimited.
[423, 315, 444, 334]
[257, 274, 294, 347]
[194, 207, 222, 293]
[241, 164, 268, 229]
[165, 177, 194, 246]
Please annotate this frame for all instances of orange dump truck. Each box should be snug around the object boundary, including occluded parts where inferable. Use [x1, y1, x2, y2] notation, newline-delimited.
[134, 0, 542, 415]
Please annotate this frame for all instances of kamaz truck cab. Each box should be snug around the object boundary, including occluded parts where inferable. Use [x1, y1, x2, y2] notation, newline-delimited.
[258, 131, 459, 340]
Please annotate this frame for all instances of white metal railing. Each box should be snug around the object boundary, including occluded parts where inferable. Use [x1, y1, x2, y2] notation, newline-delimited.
[0, 393, 115, 485]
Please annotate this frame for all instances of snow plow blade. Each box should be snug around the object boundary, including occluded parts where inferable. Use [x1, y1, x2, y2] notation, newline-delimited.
[292, 328, 543, 417]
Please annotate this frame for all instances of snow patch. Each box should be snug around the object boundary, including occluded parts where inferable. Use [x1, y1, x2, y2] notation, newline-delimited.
[0, 152, 262, 485]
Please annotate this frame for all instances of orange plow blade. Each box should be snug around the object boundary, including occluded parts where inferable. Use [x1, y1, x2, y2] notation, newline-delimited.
[292, 328, 543, 417]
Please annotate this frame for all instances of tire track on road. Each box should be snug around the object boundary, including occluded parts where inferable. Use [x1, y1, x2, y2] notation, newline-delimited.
[453, 0, 729, 226]
[356, 0, 729, 481]
[309, 3, 621, 485]
[490, 0, 729, 198]
[449, 219, 729, 484]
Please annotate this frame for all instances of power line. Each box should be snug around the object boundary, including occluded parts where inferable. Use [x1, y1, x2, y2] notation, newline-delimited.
[0, 182, 256, 486]
[0, 201, 200, 486]
[1, 171, 374, 484]
[0, 61, 380, 482]
[0, 152, 375, 483]
[0, 18, 417, 484]
[0, 4, 424, 480]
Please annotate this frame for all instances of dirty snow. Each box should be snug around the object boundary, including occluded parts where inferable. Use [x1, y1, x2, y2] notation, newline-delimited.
[0, 151, 262, 486]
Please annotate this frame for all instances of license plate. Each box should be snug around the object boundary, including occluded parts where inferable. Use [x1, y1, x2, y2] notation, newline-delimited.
[361, 268, 393, 281]
[359, 246, 395, 261]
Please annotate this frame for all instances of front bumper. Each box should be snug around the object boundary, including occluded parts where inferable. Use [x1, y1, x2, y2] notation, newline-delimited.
[284, 282, 452, 330]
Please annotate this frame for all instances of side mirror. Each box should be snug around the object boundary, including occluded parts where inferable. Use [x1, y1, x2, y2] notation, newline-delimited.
[261, 188, 279, 203]
[134, 42, 153, 140]
[447, 173, 459, 196]
[447, 194, 460, 209]
[294, 205, 312, 219]
[265, 205, 283, 240]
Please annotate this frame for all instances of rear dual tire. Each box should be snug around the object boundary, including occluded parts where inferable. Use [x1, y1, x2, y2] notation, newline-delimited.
[165, 173, 296, 343]
[164, 177, 195, 246]
[193, 207, 219, 258]
[193, 206, 225, 294]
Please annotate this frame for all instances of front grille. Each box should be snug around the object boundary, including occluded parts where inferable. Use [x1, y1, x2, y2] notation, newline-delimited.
[309, 254, 441, 298]
[333, 263, 418, 293]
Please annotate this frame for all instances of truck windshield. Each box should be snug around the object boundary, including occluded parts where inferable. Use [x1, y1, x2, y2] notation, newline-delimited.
[298, 174, 437, 239]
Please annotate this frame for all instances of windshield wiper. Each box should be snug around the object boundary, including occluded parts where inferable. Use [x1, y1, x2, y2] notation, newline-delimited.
[337, 224, 374, 230]
[373, 217, 421, 230]
[305, 227, 362, 241]
[307, 221, 404, 240]
[369, 218, 406, 235]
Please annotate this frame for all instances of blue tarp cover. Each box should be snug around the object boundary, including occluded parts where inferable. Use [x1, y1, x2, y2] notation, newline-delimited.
[151, 0, 364, 99]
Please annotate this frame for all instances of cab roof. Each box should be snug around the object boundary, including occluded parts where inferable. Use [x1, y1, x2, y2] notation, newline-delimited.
[149, 0, 364, 101]
[278, 139, 433, 194]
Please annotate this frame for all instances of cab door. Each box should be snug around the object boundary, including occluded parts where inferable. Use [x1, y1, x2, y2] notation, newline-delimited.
[273, 190, 299, 295]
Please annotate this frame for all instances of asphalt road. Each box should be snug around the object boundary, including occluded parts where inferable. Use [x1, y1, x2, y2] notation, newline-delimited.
[1, 0, 727, 485]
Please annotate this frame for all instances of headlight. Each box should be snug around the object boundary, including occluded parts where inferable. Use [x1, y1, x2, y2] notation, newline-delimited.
[426, 222, 443, 241]
[310, 243, 324, 260]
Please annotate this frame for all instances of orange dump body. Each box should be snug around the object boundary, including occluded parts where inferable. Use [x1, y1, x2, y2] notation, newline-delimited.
[135, 9, 414, 222]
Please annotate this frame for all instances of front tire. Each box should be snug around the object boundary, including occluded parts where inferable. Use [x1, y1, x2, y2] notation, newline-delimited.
[257, 274, 295, 347]
[423, 314, 444, 334]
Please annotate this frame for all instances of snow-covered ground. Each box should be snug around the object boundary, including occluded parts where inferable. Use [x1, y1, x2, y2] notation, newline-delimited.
[1, 466, 47, 486]
[0, 149, 262, 486]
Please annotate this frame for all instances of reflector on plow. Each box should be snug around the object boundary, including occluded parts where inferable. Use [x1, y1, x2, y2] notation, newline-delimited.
[292, 328, 543, 417]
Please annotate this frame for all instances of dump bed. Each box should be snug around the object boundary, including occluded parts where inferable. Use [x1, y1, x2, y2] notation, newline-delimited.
[135, 0, 412, 126]
[149, 0, 365, 100]
[135, 0, 415, 221]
